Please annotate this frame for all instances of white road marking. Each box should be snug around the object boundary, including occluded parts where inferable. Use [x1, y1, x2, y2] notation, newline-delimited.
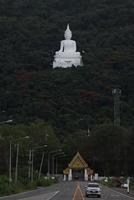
[46, 191, 59, 200]
[18, 191, 59, 200]
[108, 187, 134, 199]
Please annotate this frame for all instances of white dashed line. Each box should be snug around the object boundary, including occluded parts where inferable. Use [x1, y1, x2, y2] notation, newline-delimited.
[46, 191, 59, 200]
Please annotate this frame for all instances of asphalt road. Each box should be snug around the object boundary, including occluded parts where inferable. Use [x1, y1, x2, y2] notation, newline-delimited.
[0, 181, 134, 200]
[80, 182, 134, 200]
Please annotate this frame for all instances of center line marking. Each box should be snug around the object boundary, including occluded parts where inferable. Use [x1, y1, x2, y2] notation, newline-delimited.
[73, 183, 85, 200]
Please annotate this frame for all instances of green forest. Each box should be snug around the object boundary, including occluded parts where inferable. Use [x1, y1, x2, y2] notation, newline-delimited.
[0, 0, 134, 182]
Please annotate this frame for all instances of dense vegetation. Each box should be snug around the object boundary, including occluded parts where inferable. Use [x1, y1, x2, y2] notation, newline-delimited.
[0, 0, 134, 181]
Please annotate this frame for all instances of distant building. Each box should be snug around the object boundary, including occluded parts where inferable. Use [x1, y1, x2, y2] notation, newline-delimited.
[63, 152, 93, 181]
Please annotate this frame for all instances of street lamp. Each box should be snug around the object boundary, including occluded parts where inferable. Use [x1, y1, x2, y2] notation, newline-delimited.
[28, 144, 47, 181]
[55, 154, 67, 175]
[15, 136, 30, 184]
[47, 149, 62, 177]
[52, 152, 64, 176]
[9, 139, 12, 183]
[38, 144, 47, 179]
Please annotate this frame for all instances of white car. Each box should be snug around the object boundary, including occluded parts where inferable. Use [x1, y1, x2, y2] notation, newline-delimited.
[121, 183, 128, 188]
[85, 182, 101, 198]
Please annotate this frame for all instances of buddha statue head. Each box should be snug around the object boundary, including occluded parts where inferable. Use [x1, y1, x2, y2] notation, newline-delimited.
[64, 24, 72, 40]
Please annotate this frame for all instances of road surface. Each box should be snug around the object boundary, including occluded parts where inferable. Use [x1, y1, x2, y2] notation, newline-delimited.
[0, 181, 134, 200]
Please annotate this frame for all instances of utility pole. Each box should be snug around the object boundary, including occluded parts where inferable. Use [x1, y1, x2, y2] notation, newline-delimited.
[14, 136, 29, 184]
[38, 151, 45, 179]
[9, 140, 12, 183]
[112, 88, 122, 126]
[47, 152, 50, 177]
[47, 149, 62, 177]
[28, 149, 32, 180]
[31, 150, 34, 182]
[15, 144, 19, 184]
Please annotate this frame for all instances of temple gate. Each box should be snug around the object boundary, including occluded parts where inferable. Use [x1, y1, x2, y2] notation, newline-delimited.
[63, 152, 93, 181]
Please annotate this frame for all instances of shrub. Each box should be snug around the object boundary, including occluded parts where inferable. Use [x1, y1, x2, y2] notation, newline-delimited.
[37, 176, 57, 187]
[101, 177, 121, 187]
[0, 176, 12, 196]
[0, 174, 58, 196]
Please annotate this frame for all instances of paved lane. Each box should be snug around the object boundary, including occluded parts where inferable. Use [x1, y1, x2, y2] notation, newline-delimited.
[49, 182, 77, 200]
[0, 182, 77, 200]
[0, 188, 59, 200]
[1, 181, 134, 200]
[80, 182, 134, 200]
[18, 191, 59, 200]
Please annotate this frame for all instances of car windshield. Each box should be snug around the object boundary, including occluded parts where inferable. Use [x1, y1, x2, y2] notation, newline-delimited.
[88, 184, 99, 188]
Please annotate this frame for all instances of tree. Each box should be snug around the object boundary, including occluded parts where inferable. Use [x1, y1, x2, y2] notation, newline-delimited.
[90, 124, 129, 176]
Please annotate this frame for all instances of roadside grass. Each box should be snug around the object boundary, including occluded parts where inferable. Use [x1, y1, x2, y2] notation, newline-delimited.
[0, 175, 58, 197]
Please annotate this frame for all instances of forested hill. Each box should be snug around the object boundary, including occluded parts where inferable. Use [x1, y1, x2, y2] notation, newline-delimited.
[0, 0, 134, 135]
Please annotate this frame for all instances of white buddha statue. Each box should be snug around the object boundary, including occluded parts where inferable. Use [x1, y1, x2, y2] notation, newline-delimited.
[53, 24, 83, 68]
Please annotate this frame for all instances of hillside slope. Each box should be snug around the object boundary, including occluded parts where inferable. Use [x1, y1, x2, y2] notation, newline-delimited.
[0, 0, 133, 135]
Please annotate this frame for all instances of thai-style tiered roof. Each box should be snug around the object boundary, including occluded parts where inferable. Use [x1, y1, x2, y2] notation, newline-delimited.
[63, 152, 93, 175]
[69, 152, 88, 169]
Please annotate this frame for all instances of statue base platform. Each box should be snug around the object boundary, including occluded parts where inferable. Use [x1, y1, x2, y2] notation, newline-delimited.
[53, 52, 83, 68]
